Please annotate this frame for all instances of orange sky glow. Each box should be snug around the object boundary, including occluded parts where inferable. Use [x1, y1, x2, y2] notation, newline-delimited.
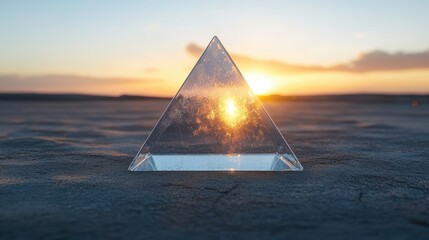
[1, 1, 428, 96]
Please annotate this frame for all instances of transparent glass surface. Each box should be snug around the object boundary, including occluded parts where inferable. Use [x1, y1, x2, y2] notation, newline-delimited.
[129, 36, 303, 171]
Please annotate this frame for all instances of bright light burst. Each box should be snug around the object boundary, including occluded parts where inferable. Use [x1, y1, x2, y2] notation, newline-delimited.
[245, 73, 273, 95]
[219, 97, 247, 127]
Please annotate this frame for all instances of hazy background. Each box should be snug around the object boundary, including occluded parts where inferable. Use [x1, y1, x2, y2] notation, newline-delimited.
[1, 0, 428, 97]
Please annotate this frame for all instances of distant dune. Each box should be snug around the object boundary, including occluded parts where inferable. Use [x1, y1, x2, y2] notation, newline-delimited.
[0, 93, 169, 101]
[0, 93, 427, 103]
[258, 94, 429, 103]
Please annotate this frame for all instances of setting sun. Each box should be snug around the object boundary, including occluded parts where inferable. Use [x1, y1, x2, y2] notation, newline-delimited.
[244, 73, 274, 95]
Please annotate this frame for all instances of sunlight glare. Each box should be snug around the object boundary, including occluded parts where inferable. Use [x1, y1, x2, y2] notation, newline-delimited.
[220, 97, 247, 128]
[245, 73, 273, 95]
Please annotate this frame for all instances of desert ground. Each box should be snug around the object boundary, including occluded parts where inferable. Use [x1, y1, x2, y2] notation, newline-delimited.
[0, 99, 428, 239]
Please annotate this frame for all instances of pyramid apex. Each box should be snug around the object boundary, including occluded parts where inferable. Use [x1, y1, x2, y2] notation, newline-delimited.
[211, 36, 220, 42]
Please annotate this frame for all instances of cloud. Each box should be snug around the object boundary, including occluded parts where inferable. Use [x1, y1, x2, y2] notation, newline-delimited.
[186, 43, 327, 74]
[0, 74, 160, 93]
[186, 43, 429, 73]
[334, 50, 429, 72]
[186, 44, 203, 56]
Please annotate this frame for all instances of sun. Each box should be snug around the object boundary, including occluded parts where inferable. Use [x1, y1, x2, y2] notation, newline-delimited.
[244, 73, 273, 95]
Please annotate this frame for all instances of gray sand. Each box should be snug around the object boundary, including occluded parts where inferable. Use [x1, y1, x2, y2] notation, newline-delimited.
[0, 100, 428, 239]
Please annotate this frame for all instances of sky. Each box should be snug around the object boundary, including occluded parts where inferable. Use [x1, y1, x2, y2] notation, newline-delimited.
[0, 0, 429, 96]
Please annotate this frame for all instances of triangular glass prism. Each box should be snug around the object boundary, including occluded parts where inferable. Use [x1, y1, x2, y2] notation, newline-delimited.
[129, 36, 303, 171]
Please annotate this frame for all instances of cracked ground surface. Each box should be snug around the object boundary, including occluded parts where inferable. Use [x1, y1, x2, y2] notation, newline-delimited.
[0, 100, 428, 239]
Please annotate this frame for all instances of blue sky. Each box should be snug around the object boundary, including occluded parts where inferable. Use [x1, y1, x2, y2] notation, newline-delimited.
[1, 0, 428, 95]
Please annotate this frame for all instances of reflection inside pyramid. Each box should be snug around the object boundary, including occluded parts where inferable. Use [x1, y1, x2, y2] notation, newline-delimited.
[129, 36, 303, 171]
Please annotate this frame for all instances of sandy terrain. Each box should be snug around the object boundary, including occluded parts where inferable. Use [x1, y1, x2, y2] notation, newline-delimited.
[0, 100, 428, 239]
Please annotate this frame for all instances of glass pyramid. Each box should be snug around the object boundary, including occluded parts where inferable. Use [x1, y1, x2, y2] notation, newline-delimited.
[129, 36, 303, 171]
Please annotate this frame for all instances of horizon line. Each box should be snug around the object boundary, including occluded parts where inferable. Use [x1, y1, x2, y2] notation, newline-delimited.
[0, 92, 428, 104]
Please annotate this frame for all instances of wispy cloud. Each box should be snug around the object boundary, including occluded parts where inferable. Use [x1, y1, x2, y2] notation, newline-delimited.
[0, 74, 160, 93]
[186, 43, 429, 73]
[186, 43, 327, 74]
[335, 50, 429, 72]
